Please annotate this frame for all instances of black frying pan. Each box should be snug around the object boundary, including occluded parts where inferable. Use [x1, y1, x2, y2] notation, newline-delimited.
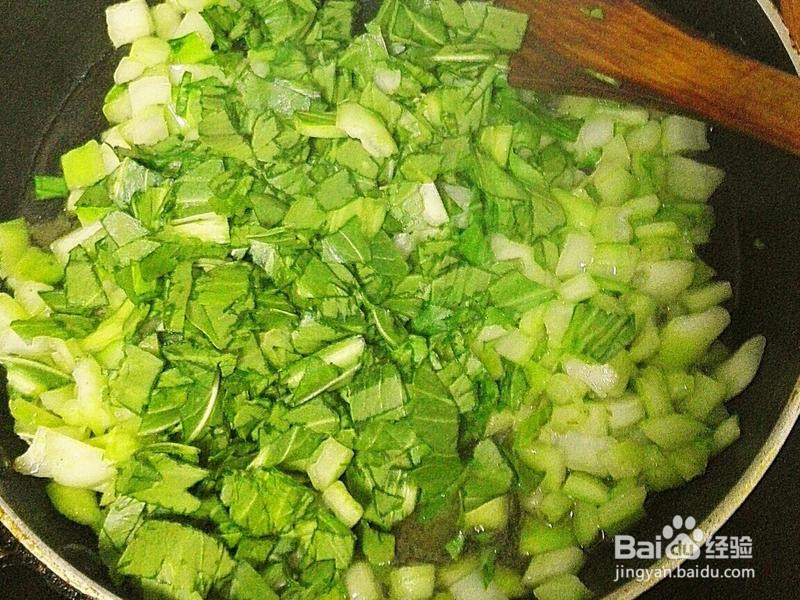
[1, 1, 799, 598]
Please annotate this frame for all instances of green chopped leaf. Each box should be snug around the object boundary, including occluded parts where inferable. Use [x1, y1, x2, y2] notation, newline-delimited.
[322, 218, 372, 264]
[252, 426, 325, 471]
[34, 175, 69, 200]
[186, 263, 253, 350]
[109, 346, 163, 413]
[406, 365, 459, 456]
[221, 469, 315, 536]
[562, 303, 636, 362]
[98, 496, 146, 567]
[230, 562, 279, 600]
[488, 271, 556, 314]
[463, 439, 513, 510]
[359, 522, 395, 566]
[346, 364, 406, 422]
[580, 6, 606, 20]
[116, 451, 207, 514]
[117, 520, 235, 600]
[102, 211, 150, 246]
[65, 259, 106, 310]
[199, 110, 254, 161]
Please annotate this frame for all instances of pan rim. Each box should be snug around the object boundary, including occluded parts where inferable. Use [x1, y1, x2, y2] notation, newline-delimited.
[757, 0, 800, 73]
[1, 2, 799, 599]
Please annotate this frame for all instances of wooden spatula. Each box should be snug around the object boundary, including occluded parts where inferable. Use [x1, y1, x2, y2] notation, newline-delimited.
[501, 0, 800, 155]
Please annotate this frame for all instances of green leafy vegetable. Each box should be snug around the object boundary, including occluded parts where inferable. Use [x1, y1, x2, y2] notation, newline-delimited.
[117, 520, 236, 599]
[34, 175, 70, 200]
[562, 303, 636, 362]
[346, 364, 406, 422]
[8, 0, 761, 598]
[221, 469, 315, 536]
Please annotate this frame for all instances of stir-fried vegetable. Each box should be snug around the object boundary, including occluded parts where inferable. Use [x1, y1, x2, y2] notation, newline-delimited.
[4, 0, 764, 598]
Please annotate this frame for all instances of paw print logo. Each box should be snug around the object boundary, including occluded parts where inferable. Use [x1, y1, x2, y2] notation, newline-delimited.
[662, 515, 705, 560]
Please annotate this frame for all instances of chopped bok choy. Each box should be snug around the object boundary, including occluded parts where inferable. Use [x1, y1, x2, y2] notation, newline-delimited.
[1, 0, 764, 598]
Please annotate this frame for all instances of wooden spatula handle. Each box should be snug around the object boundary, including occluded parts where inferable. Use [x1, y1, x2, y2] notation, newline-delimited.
[781, 0, 800, 48]
[504, 0, 800, 156]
